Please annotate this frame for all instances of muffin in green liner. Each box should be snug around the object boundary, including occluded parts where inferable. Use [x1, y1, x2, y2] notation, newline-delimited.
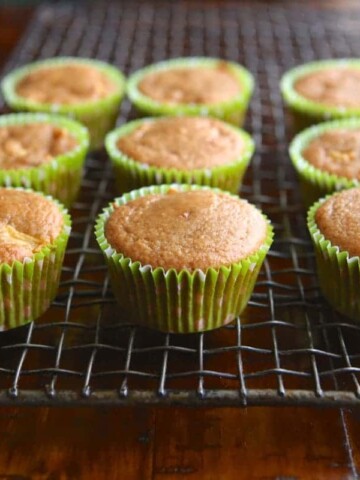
[105, 116, 255, 194]
[0, 188, 71, 330]
[127, 57, 254, 126]
[289, 118, 360, 207]
[0, 113, 89, 207]
[1, 57, 126, 149]
[95, 184, 273, 333]
[281, 59, 360, 131]
[308, 188, 360, 322]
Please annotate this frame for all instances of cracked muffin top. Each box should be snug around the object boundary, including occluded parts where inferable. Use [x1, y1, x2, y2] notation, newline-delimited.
[302, 128, 360, 179]
[0, 189, 64, 264]
[0, 122, 77, 170]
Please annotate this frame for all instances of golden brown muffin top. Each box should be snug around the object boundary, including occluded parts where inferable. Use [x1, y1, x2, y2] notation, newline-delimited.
[0, 189, 64, 264]
[0, 123, 78, 170]
[16, 64, 116, 105]
[105, 189, 268, 271]
[315, 188, 360, 258]
[138, 63, 241, 105]
[117, 117, 245, 170]
[294, 67, 360, 108]
[302, 128, 360, 180]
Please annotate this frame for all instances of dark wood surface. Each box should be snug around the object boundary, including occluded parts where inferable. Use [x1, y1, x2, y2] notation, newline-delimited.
[0, 3, 359, 479]
[0, 405, 357, 479]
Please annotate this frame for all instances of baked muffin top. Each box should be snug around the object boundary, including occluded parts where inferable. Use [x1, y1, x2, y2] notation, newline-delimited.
[105, 189, 268, 271]
[302, 128, 360, 179]
[0, 123, 77, 170]
[0, 189, 64, 264]
[315, 188, 360, 258]
[138, 63, 241, 105]
[16, 64, 117, 105]
[116, 117, 246, 170]
[294, 67, 360, 108]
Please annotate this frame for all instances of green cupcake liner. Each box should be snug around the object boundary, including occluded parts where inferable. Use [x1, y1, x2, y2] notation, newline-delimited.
[289, 118, 360, 207]
[105, 118, 255, 194]
[281, 59, 360, 131]
[0, 188, 71, 330]
[1, 57, 126, 149]
[127, 58, 254, 126]
[308, 191, 360, 321]
[0, 113, 89, 208]
[95, 184, 273, 333]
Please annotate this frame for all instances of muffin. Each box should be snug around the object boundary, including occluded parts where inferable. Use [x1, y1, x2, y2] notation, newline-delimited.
[95, 184, 273, 333]
[105, 116, 254, 194]
[281, 59, 360, 131]
[308, 188, 360, 321]
[0, 188, 71, 330]
[0, 113, 89, 207]
[1, 57, 126, 149]
[127, 58, 254, 126]
[289, 119, 360, 207]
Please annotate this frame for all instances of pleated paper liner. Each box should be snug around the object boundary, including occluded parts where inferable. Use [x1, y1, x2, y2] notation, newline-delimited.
[95, 184, 273, 334]
[281, 59, 360, 133]
[0, 113, 89, 208]
[105, 118, 255, 194]
[0, 188, 71, 330]
[1, 57, 126, 149]
[289, 118, 360, 207]
[308, 191, 360, 322]
[127, 57, 254, 126]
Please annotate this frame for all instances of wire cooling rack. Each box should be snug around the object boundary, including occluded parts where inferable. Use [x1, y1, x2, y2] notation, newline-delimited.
[0, 0, 359, 407]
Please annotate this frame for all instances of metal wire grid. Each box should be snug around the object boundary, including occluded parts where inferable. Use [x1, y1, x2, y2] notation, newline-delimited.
[0, 0, 359, 407]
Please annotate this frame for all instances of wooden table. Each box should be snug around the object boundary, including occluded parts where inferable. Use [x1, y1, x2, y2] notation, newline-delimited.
[0, 3, 359, 479]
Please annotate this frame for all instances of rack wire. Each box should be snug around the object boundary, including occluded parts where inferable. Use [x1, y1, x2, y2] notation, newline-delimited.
[0, 0, 360, 407]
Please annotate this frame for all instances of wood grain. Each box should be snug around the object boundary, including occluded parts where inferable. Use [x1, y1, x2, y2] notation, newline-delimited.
[0, 406, 355, 479]
[153, 407, 352, 480]
[0, 407, 154, 479]
[344, 409, 360, 474]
